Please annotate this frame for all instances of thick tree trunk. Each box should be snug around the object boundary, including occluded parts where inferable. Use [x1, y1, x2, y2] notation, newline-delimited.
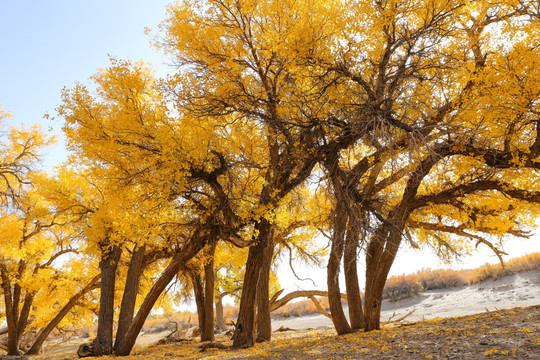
[364, 228, 402, 331]
[93, 244, 122, 356]
[232, 219, 271, 348]
[114, 229, 208, 356]
[26, 275, 100, 355]
[327, 203, 353, 335]
[255, 235, 274, 342]
[343, 219, 364, 330]
[191, 272, 205, 335]
[114, 244, 146, 352]
[202, 244, 216, 342]
[215, 295, 226, 331]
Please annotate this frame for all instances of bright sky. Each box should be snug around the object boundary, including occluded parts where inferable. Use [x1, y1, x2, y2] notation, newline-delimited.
[0, 0, 171, 168]
[1, 1, 539, 296]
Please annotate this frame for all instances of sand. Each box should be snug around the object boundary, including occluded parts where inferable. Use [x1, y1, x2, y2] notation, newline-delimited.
[271, 269, 540, 330]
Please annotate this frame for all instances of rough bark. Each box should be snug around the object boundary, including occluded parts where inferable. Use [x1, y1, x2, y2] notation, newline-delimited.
[232, 219, 272, 348]
[364, 224, 402, 331]
[202, 244, 216, 342]
[26, 275, 100, 355]
[114, 244, 146, 352]
[255, 235, 274, 343]
[191, 272, 205, 336]
[114, 228, 208, 356]
[327, 202, 353, 335]
[93, 244, 122, 356]
[16, 293, 34, 340]
[343, 219, 364, 330]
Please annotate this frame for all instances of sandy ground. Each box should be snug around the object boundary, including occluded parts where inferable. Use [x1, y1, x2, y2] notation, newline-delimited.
[32, 269, 539, 357]
[272, 269, 540, 330]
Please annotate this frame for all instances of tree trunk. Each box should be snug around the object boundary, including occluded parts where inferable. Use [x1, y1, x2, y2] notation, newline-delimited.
[93, 244, 122, 356]
[1, 265, 19, 355]
[114, 244, 145, 352]
[232, 219, 271, 348]
[191, 272, 205, 335]
[255, 235, 274, 343]
[327, 203, 352, 335]
[202, 243, 216, 342]
[364, 227, 402, 331]
[26, 275, 100, 355]
[114, 228, 208, 356]
[15, 292, 34, 347]
[343, 218, 364, 330]
[215, 295, 226, 331]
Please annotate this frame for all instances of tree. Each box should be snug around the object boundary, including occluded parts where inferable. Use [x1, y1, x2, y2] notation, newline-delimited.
[159, 0, 359, 347]
[0, 124, 98, 354]
[59, 59, 241, 356]
[317, 0, 540, 332]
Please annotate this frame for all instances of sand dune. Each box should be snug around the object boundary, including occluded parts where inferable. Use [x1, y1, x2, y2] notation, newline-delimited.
[271, 269, 540, 330]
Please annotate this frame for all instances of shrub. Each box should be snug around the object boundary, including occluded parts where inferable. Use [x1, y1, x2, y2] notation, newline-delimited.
[383, 274, 422, 302]
[415, 269, 467, 290]
[468, 252, 540, 284]
[383, 268, 467, 301]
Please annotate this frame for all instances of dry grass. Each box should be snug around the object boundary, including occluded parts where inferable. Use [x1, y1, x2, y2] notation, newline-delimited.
[383, 268, 468, 302]
[382, 252, 540, 302]
[468, 252, 540, 284]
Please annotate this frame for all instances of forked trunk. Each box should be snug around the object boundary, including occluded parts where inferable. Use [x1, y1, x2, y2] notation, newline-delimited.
[255, 235, 274, 342]
[364, 227, 402, 331]
[232, 219, 272, 348]
[115, 244, 146, 352]
[327, 203, 352, 335]
[114, 229, 208, 356]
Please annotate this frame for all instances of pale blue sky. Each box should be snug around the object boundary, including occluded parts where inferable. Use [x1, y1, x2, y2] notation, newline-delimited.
[0, 0, 171, 167]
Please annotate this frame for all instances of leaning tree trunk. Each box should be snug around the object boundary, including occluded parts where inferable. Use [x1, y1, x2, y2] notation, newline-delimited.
[114, 244, 145, 352]
[343, 217, 364, 330]
[255, 234, 274, 342]
[16, 293, 34, 341]
[26, 274, 100, 355]
[114, 229, 208, 356]
[232, 219, 272, 348]
[93, 244, 122, 356]
[202, 243, 216, 342]
[327, 202, 353, 335]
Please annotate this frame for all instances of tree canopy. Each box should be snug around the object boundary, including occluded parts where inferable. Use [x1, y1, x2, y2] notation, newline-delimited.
[1, 0, 540, 356]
